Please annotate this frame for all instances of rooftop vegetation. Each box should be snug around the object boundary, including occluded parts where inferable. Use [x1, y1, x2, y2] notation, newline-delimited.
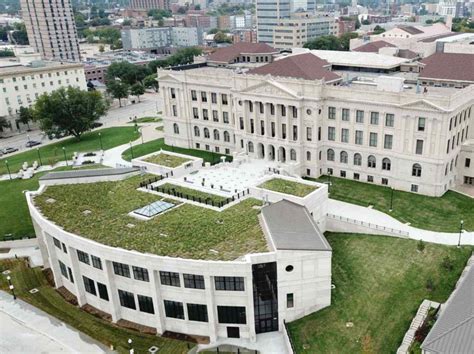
[143, 153, 192, 168]
[288, 233, 472, 353]
[34, 176, 267, 260]
[258, 178, 317, 197]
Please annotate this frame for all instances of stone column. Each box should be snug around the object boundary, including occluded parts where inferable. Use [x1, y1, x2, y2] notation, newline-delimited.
[151, 270, 166, 334]
[205, 275, 218, 342]
[43, 234, 63, 289]
[103, 260, 121, 323]
[67, 246, 87, 306]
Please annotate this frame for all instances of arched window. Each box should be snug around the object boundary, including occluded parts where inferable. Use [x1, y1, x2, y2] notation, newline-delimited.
[382, 158, 391, 171]
[248, 141, 254, 153]
[173, 123, 179, 134]
[412, 163, 422, 177]
[290, 149, 297, 161]
[340, 151, 348, 163]
[368, 155, 376, 168]
[194, 126, 200, 137]
[306, 151, 311, 161]
[204, 127, 210, 139]
[327, 149, 335, 161]
[223, 131, 230, 142]
[354, 153, 362, 166]
[213, 129, 220, 140]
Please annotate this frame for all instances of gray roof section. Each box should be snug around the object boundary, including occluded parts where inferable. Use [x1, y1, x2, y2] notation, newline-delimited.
[421, 264, 474, 354]
[261, 200, 331, 251]
[39, 167, 139, 180]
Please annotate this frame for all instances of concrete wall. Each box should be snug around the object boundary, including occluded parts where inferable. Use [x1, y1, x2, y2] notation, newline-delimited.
[39, 170, 140, 186]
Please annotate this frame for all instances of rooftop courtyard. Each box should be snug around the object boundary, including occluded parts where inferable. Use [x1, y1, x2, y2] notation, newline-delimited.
[143, 153, 192, 168]
[33, 175, 268, 261]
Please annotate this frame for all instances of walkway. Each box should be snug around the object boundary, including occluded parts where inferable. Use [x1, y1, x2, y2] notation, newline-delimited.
[196, 332, 289, 354]
[327, 199, 474, 246]
[0, 291, 110, 354]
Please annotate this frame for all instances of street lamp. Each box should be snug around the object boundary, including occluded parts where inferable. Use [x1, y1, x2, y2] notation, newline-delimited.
[98, 132, 103, 151]
[5, 160, 11, 180]
[37, 148, 43, 166]
[27, 134, 31, 143]
[140, 127, 144, 144]
[6, 275, 11, 286]
[9, 284, 16, 300]
[62, 147, 68, 167]
[389, 187, 394, 212]
[458, 220, 464, 248]
[129, 141, 134, 159]
[127, 338, 134, 354]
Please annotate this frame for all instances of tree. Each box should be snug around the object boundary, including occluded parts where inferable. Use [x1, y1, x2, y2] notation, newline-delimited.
[143, 74, 159, 92]
[106, 61, 150, 86]
[214, 31, 232, 43]
[362, 19, 371, 25]
[99, 44, 105, 53]
[130, 83, 145, 102]
[0, 116, 10, 132]
[17, 106, 33, 129]
[106, 80, 129, 107]
[304, 35, 342, 50]
[11, 23, 28, 45]
[32, 87, 108, 140]
[372, 25, 386, 35]
[339, 32, 358, 51]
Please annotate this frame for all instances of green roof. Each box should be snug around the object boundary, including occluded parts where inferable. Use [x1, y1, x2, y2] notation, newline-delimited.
[33, 176, 268, 261]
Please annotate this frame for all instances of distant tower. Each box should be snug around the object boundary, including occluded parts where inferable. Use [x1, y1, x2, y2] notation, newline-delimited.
[20, 0, 81, 62]
[352, 0, 357, 7]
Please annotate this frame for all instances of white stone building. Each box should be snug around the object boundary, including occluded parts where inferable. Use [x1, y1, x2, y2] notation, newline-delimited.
[158, 52, 474, 196]
[27, 162, 332, 344]
[0, 61, 86, 134]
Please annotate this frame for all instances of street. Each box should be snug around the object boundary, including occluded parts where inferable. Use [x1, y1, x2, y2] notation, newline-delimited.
[0, 92, 161, 154]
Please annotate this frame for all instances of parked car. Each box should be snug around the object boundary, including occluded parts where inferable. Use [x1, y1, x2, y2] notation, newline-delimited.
[26, 140, 41, 148]
[90, 122, 103, 129]
[2, 147, 19, 154]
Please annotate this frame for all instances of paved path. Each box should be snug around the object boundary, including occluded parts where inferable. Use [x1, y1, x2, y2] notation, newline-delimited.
[0, 291, 110, 354]
[327, 199, 474, 246]
[196, 332, 289, 354]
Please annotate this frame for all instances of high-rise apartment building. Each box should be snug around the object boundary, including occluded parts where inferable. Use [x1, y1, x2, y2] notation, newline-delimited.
[20, 0, 81, 62]
[256, 0, 316, 44]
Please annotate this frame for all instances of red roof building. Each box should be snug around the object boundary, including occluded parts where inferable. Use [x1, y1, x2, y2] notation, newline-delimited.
[247, 53, 341, 83]
[420, 53, 474, 88]
[207, 43, 279, 66]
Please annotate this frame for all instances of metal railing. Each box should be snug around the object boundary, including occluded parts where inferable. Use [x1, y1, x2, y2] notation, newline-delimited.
[327, 213, 409, 237]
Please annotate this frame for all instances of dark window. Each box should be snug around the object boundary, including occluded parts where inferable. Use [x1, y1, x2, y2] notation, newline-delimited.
[59, 260, 68, 278]
[118, 289, 136, 309]
[253, 262, 278, 333]
[97, 282, 109, 301]
[215, 276, 245, 291]
[113, 262, 130, 278]
[227, 327, 240, 338]
[164, 300, 184, 319]
[77, 250, 90, 265]
[285, 265, 294, 272]
[67, 267, 74, 283]
[91, 255, 102, 270]
[466, 158, 471, 168]
[61, 243, 67, 253]
[287, 293, 294, 308]
[160, 271, 180, 287]
[133, 266, 149, 282]
[187, 303, 208, 322]
[138, 295, 154, 314]
[53, 237, 61, 249]
[183, 274, 205, 289]
[83, 276, 96, 296]
[217, 306, 247, 324]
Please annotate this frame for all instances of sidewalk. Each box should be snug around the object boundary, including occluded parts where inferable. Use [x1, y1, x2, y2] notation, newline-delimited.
[327, 199, 474, 246]
[0, 291, 111, 354]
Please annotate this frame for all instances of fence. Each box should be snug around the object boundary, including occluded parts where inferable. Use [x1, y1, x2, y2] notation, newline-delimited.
[138, 175, 164, 189]
[327, 213, 410, 237]
[151, 186, 251, 208]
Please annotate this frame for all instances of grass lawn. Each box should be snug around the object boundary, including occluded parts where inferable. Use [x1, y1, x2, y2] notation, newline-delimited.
[0, 259, 191, 354]
[127, 116, 162, 124]
[0, 165, 110, 240]
[288, 233, 472, 353]
[259, 178, 317, 197]
[34, 176, 267, 260]
[122, 138, 230, 165]
[0, 127, 139, 176]
[158, 183, 228, 204]
[144, 153, 191, 168]
[156, 126, 164, 131]
[310, 176, 474, 232]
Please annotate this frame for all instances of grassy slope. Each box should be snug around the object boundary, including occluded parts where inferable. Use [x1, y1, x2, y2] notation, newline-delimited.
[311, 176, 474, 232]
[0, 127, 139, 175]
[0, 259, 190, 354]
[288, 233, 472, 353]
[122, 138, 230, 164]
[259, 178, 316, 197]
